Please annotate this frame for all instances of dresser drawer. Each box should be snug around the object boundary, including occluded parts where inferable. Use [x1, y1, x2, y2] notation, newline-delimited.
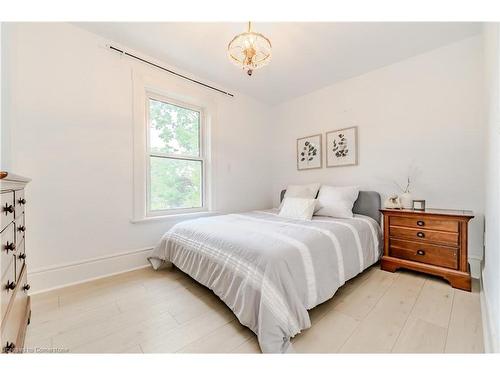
[1, 223, 16, 276]
[1, 256, 15, 322]
[1, 192, 15, 233]
[14, 189, 26, 218]
[15, 214, 26, 244]
[390, 238, 458, 269]
[1, 265, 28, 353]
[390, 215, 458, 232]
[389, 225, 459, 246]
[15, 240, 26, 282]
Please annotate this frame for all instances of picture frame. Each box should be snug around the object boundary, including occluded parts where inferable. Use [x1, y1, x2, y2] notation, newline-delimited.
[297, 134, 322, 170]
[412, 199, 426, 211]
[326, 126, 358, 167]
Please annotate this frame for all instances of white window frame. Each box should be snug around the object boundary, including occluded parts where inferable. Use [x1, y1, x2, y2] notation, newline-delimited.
[132, 70, 215, 223]
[145, 93, 207, 217]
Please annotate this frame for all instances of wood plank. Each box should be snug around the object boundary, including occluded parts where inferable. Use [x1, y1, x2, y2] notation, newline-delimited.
[392, 318, 447, 353]
[331, 267, 399, 320]
[139, 307, 236, 353]
[231, 336, 261, 353]
[70, 309, 179, 353]
[391, 277, 454, 353]
[178, 320, 254, 353]
[23, 264, 484, 354]
[293, 311, 359, 353]
[308, 267, 373, 324]
[405, 277, 454, 328]
[445, 281, 484, 353]
[339, 271, 425, 352]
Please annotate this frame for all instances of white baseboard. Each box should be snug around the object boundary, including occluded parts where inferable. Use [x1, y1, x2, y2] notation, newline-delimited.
[469, 256, 482, 279]
[480, 272, 499, 353]
[28, 247, 153, 295]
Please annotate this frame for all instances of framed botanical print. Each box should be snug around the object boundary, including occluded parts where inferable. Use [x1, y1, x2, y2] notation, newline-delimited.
[326, 126, 358, 167]
[297, 134, 322, 170]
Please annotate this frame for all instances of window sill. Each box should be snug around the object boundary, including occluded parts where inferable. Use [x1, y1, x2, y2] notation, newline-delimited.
[130, 210, 219, 224]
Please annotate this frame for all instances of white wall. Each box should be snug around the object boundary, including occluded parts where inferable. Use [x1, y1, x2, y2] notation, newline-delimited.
[270, 36, 485, 277]
[482, 23, 500, 352]
[1, 23, 12, 171]
[2, 24, 488, 294]
[2, 23, 273, 292]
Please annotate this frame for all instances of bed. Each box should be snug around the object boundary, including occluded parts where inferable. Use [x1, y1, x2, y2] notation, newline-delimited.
[148, 190, 382, 353]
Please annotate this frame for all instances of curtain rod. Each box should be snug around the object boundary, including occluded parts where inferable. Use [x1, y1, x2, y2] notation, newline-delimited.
[108, 45, 235, 98]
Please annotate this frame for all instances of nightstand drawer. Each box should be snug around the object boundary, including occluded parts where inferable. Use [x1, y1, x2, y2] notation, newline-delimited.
[389, 238, 458, 269]
[390, 216, 458, 232]
[389, 225, 459, 246]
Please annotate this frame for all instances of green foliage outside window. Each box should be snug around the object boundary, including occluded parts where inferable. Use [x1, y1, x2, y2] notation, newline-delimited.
[148, 98, 203, 211]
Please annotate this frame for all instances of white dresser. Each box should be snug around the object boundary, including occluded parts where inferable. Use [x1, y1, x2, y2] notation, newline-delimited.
[1, 171, 31, 353]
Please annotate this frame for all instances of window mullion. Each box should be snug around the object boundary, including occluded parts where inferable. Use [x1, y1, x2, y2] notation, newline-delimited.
[149, 152, 203, 162]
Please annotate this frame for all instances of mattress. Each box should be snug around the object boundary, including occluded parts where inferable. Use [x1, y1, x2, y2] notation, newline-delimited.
[148, 209, 382, 353]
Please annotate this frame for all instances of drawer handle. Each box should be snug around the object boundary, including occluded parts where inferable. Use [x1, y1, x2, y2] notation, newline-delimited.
[416, 220, 425, 226]
[5, 280, 16, 291]
[417, 249, 426, 256]
[4, 242, 16, 252]
[18, 198, 26, 205]
[23, 284, 31, 292]
[18, 225, 26, 232]
[18, 253, 26, 260]
[3, 203, 14, 214]
[416, 231, 425, 238]
[3, 342, 16, 353]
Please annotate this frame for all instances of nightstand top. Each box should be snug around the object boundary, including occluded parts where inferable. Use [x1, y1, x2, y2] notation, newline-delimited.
[380, 208, 474, 218]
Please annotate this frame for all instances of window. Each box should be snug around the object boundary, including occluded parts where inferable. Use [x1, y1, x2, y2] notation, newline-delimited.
[146, 94, 206, 216]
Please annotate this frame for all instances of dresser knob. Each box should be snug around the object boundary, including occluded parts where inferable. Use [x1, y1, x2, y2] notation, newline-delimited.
[18, 253, 26, 260]
[3, 342, 16, 353]
[18, 198, 26, 205]
[18, 225, 26, 232]
[3, 204, 14, 214]
[416, 220, 425, 226]
[416, 231, 425, 238]
[4, 242, 16, 252]
[417, 249, 426, 256]
[6, 281, 16, 291]
[23, 284, 31, 292]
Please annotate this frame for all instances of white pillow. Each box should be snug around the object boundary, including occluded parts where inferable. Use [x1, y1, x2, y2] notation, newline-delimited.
[279, 197, 317, 221]
[314, 185, 360, 219]
[282, 183, 320, 201]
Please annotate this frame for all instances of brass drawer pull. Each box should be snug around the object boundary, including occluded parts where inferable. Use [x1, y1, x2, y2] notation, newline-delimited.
[416, 231, 425, 238]
[417, 249, 426, 256]
[3, 203, 14, 214]
[417, 220, 425, 226]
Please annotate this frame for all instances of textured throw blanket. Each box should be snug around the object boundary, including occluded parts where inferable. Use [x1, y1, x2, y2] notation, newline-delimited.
[149, 210, 381, 353]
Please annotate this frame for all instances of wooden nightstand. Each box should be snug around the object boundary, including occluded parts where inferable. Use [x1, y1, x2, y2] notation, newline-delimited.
[380, 208, 474, 291]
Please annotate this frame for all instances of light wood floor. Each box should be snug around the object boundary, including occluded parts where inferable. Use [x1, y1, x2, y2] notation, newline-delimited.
[25, 265, 484, 353]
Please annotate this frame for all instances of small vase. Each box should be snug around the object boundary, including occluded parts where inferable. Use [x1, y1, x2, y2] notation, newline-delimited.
[400, 192, 413, 209]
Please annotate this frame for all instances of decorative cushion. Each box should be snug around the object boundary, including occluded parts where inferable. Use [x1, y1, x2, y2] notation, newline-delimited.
[281, 183, 320, 207]
[279, 197, 317, 221]
[314, 185, 360, 218]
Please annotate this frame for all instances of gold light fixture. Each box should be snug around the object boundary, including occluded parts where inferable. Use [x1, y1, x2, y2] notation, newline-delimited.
[228, 22, 272, 76]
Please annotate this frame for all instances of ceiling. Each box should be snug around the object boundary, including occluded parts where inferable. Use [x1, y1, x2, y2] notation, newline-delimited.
[76, 22, 481, 105]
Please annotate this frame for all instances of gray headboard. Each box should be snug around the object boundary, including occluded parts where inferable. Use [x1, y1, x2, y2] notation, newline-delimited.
[280, 189, 381, 224]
